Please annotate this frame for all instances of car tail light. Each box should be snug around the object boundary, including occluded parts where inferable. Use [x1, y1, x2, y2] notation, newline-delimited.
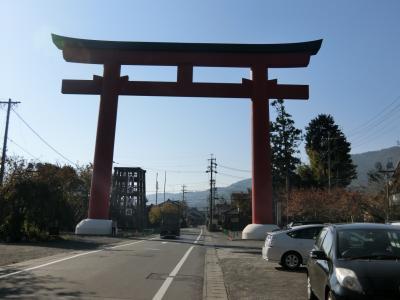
[265, 234, 274, 247]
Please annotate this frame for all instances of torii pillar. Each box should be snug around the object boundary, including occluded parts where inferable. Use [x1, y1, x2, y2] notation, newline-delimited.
[52, 34, 321, 237]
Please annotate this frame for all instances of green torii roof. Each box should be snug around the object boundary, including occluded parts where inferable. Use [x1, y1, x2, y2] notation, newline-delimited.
[52, 34, 322, 55]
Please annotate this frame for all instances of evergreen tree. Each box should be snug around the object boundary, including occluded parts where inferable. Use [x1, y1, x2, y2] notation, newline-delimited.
[270, 99, 302, 190]
[305, 114, 357, 188]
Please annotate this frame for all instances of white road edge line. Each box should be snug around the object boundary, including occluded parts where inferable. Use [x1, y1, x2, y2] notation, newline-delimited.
[152, 229, 203, 300]
[0, 237, 157, 279]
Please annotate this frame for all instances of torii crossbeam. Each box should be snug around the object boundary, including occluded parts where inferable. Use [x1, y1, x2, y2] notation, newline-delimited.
[52, 34, 321, 238]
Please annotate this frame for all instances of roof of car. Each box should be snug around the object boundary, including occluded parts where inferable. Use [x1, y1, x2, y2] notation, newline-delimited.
[331, 223, 398, 230]
[269, 224, 325, 234]
[289, 224, 325, 230]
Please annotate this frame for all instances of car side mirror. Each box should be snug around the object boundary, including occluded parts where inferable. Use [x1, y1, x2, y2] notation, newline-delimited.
[310, 250, 327, 260]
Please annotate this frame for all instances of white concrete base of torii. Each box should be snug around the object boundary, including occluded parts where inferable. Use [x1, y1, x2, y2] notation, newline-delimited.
[75, 219, 112, 235]
[242, 224, 279, 240]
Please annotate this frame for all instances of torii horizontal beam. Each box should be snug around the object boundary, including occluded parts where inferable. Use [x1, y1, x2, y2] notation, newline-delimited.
[62, 78, 309, 99]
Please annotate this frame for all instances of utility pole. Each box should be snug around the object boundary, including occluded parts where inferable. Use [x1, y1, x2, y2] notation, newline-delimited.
[378, 160, 395, 223]
[0, 99, 21, 186]
[322, 133, 334, 193]
[155, 172, 159, 205]
[282, 116, 289, 227]
[285, 167, 290, 226]
[206, 154, 217, 231]
[328, 132, 331, 192]
[181, 184, 187, 202]
[163, 171, 166, 203]
[181, 184, 188, 223]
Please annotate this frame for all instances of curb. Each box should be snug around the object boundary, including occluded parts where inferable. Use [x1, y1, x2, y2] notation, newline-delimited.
[203, 232, 228, 300]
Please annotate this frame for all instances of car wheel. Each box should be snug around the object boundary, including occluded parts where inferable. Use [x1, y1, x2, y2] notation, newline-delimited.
[307, 275, 317, 300]
[282, 252, 301, 270]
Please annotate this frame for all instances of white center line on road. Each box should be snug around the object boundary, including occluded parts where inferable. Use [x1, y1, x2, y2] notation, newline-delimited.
[0, 237, 157, 280]
[152, 229, 203, 300]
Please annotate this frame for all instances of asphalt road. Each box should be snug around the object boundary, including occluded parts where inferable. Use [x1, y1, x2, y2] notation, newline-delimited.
[0, 228, 205, 300]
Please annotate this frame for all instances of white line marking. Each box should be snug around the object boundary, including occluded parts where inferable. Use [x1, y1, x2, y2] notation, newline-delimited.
[108, 240, 146, 249]
[161, 242, 168, 244]
[0, 238, 153, 279]
[152, 229, 203, 300]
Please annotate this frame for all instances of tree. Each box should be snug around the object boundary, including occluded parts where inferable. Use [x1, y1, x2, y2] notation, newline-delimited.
[0, 158, 93, 241]
[287, 188, 368, 223]
[305, 114, 356, 188]
[148, 205, 162, 226]
[73, 164, 92, 223]
[148, 201, 182, 227]
[270, 99, 302, 190]
[231, 189, 252, 226]
[294, 164, 319, 188]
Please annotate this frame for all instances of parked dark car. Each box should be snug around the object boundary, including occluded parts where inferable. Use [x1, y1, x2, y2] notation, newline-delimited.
[307, 223, 400, 300]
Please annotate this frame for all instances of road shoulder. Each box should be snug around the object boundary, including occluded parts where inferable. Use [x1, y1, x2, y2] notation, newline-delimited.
[204, 229, 308, 300]
[203, 230, 228, 300]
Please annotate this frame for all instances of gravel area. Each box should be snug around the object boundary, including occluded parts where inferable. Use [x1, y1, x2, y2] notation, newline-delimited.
[208, 231, 308, 300]
[0, 234, 145, 267]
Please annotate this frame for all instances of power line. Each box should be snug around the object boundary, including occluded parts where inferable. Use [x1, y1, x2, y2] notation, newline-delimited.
[350, 113, 400, 148]
[219, 164, 251, 173]
[352, 121, 400, 149]
[7, 137, 40, 161]
[347, 95, 400, 137]
[350, 109, 400, 142]
[143, 166, 204, 174]
[218, 172, 249, 179]
[11, 108, 76, 166]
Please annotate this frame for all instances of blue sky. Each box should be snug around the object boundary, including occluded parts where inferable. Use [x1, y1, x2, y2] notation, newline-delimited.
[1, 1, 400, 198]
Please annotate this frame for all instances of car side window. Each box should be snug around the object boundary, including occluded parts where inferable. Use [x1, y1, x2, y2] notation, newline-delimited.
[316, 228, 328, 249]
[287, 228, 307, 239]
[321, 231, 333, 256]
[287, 227, 323, 239]
[310, 226, 324, 240]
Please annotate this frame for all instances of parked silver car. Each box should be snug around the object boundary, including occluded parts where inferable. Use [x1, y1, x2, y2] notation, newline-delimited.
[262, 224, 325, 270]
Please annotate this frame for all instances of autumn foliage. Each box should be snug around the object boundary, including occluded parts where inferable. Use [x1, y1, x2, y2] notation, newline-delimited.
[148, 201, 181, 226]
[282, 188, 386, 224]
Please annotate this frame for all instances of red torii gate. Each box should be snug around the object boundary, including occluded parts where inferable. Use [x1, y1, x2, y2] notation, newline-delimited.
[52, 34, 321, 238]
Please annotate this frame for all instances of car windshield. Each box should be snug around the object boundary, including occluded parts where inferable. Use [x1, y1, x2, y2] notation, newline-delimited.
[337, 228, 400, 259]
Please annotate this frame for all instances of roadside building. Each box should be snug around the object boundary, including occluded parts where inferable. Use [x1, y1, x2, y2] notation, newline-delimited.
[186, 207, 206, 227]
[110, 167, 147, 230]
[220, 207, 241, 231]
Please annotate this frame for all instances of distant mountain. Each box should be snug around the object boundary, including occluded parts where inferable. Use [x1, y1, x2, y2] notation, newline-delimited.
[146, 146, 400, 207]
[147, 178, 252, 208]
[350, 146, 400, 187]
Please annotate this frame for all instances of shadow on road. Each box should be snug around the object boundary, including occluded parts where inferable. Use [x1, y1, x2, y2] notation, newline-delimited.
[274, 266, 307, 273]
[230, 250, 262, 255]
[0, 268, 96, 299]
[2, 235, 150, 252]
[149, 236, 263, 252]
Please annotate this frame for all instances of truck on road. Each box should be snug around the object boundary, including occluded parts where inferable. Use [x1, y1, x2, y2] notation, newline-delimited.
[160, 211, 181, 238]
